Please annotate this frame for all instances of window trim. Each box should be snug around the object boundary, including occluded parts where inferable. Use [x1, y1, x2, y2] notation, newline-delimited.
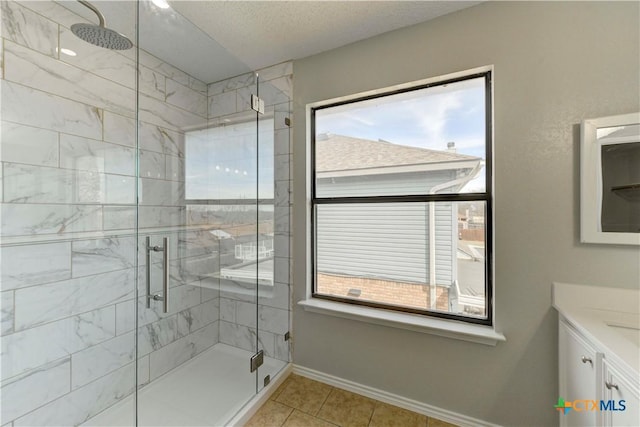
[307, 67, 494, 327]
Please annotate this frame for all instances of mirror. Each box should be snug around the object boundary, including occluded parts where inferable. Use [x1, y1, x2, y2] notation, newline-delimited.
[581, 112, 640, 245]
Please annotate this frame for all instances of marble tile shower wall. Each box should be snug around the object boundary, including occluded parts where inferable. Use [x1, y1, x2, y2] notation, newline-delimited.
[207, 62, 293, 364]
[0, 1, 219, 425]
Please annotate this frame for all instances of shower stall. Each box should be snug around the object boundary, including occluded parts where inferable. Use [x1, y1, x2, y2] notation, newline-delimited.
[0, 0, 292, 425]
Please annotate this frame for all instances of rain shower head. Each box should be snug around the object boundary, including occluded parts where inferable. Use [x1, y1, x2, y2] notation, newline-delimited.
[71, 1, 133, 50]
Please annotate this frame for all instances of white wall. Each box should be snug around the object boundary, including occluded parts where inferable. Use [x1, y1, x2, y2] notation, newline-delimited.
[291, 2, 639, 425]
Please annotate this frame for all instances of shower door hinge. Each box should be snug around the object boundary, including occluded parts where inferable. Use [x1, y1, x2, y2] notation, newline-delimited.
[264, 375, 271, 387]
[284, 331, 290, 341]
[284, 117, 291, 127]
[250, 350, 264, 373]
[251, 94, 265, 114]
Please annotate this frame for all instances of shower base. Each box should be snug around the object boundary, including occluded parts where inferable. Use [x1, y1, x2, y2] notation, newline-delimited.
[84, 343, 287, 426]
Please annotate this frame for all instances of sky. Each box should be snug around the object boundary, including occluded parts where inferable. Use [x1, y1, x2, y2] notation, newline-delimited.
[316, 76, 487, 192]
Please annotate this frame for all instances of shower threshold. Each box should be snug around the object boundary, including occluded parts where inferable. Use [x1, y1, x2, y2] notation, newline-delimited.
[83, 343, 287, 426]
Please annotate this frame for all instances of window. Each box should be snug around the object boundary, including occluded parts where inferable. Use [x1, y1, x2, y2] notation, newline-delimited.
[310, 71, 493, 325]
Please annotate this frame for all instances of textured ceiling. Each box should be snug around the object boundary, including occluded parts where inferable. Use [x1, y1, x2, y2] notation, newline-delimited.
[170, 1, 483, 81]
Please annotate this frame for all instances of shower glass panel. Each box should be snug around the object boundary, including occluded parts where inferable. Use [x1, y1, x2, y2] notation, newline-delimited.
[0, 0, 138, 425]
[1, 1, 290, 425]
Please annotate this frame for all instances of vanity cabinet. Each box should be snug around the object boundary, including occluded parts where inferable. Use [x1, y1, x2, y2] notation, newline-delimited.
[559, 317, 640, 427]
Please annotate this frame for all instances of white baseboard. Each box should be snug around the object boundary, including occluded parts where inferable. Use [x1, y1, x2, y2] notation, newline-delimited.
[293, 364, 500, 427]
[227, 363, 293, 427]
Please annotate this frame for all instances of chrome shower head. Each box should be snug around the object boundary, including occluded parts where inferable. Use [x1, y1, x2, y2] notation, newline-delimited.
[71, 1, 133, 50]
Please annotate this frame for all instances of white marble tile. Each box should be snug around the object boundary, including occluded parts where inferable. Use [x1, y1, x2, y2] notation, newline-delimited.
[256, 330, 276, 358]
[274, 154, 290, 181]
[2, 80, 103, 140]
[138, 355, 150, 387]
[263, 76, 292, 100]
[1, 305, 116, 380]
[1, 242, 71, 290]
[165, 155, 184, 182]
[58, 27, 136, 90]
[274, 333, 290, 362]
[1, 121, 59, 167]
[139, 178, 184, 206]
[274, 257, 290, 285]
[14, 268, 136, 331]
[71, 237, 136, 278]
[1, 0, 57, 57]
[201, 286, 219, 303]
[103, 206, 136, 231]
[17, 0, 92, 33]
[103, 112, 135, 147]
[138, 50, 190, 88]
[105, 174, 135, 205]
[138, 121, 184, 157]
[274, 129, 290, 156]
[256, 62, 292, 82]
[60, 134, 136, 176]
[1, 291, 15, 336]
[137, 316, 178, 357]
[188, 77, 208, 95]
[138, 206, 185, 229]
[4, 40, 135, 117]
[207, 72, 255, 97]
[257, 305, 289, 335]
[219, 321, 275, 355]
[275, 180, 291, 207]
[237, 84, 290, 112]
[140, 150, 166, 180]
[166, 79, 207, 117]
[208, 91, 237, 118]
[2, 163, 104, 204]
[0, 358, 71, 422]
[14, 362, 136, 427]
[139, 93, 206, 132]
[139, 65, 166, 101]
[258, 282, 289, 311]
[275, 208, 290, 234]
[235, 300, 257, 329]
[219, 298, 235, 323]
[72, 332, 135, 389]
[149, 321, 218, 381]
[176, 299, 219, 337]
[0, 203, 104, 237]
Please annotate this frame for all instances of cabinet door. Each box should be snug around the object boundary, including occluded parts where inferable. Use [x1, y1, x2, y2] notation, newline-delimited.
[602, 359, 640, 427]
[559, 320, 600, 427]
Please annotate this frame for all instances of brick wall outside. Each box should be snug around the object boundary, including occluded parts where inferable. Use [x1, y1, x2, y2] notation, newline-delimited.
[317, 273, 450, 311]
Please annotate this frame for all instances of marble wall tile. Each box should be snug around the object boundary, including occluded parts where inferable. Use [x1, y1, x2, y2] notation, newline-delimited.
[274, 257, 290, 285]
[14, 268, 136, 331]
[138, 121, 184, 157]
[263, 76, 292, 100]
[71, 237, 136, 278]
[208, 91, 237, 118]
[237, 84, 289, 113]
[166, 79, 207, 117]
[274, 154, 290, 181]
[103, 112, 135, 147]
[257, 305, 289, 335]
[71, 332, 135, 389]
[0, 358, 71, 422]
[219, 297, 235, 323]
[139, 178, 184, 206]
[1, 305, 116, 380]
[201, 286, 219, 302]
[138, 355, 150, 387]
[188, 77, 208, 95]
[1, 80, 103, 140]
[17, 0, 91, 33]
[58, 27, 136, 90]
[274, 129, 290, 156]
[140, 150, 166, 180]
[165, 155, 184, 182]
[13, 362, 135, 427]
[4, 40, 135, 117]
[219, 321, 276, 356]
[275, 180, 291, 207]
[1, 1, 57, 57]
[139, 65, 166, 101]
[256, 62, 292, 83]
[139, 93, 206, 131]
[138, 206, 185, 229]
[105, 174, 136, 205]
[3, 163, 104, 204]
[137, 315, 178, 357]
[235, 300, 257, 328]
[1, 291, 15, 336]
[1, 121, 58, 167]
[1, 242, 71, 289]
[138, 50, 191, 88]
[103, 206, 136, 231]
[207, 72, 255, 97]
[258, 282, 289, 311]
[149, 321, 218, 381]
[275, 209, 290, 234]
[274, 333, 290, 361]
[176, 299, 219, 337]
[60, 134, 135, 176]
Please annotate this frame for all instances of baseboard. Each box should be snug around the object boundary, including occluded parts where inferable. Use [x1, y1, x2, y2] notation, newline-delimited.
[293, 364, 500, 427]
[227, 363, 293, 427]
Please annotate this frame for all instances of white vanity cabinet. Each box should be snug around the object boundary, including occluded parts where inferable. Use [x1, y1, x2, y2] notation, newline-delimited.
[559, 316, 640, 427]
[601, 359, 640, 426]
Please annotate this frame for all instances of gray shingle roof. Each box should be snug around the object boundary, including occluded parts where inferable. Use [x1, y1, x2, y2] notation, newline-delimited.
[316, 133, 481, 172]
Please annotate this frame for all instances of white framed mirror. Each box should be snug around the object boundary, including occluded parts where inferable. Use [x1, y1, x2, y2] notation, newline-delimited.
[581, 112, 640, 245]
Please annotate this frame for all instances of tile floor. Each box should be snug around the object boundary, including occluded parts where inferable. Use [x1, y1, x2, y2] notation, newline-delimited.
[246, 374, 459, 427]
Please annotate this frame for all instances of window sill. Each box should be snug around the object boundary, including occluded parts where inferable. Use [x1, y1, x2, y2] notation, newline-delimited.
[298, 298, 506, 346]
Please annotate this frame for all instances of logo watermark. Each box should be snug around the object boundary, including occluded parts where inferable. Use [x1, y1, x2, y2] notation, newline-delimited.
[555, 397, 626, 415]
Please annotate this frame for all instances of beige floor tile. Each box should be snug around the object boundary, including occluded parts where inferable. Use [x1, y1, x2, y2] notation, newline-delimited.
[369, 402, 427, 427]
[274, 375, 333, 415]
[270, 374, 293, 401]
[427, 417, 459, 427]
[245, 400, 294, 427]
[282, 410, 337, 427]
[316, 388, 377, 427]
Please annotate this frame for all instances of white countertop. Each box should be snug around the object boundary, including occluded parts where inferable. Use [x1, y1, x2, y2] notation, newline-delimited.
[553, 282, 640, 379]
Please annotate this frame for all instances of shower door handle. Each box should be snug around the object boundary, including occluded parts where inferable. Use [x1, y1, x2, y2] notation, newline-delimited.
[146, 236, 169, 313]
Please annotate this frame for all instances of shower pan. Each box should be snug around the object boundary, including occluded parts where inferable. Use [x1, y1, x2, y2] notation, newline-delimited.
[0, 0, 292, 425]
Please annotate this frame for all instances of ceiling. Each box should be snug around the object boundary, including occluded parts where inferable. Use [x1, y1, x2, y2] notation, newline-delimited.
[61, 0, 482, 84]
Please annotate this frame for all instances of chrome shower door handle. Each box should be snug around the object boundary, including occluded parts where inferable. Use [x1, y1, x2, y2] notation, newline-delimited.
[146, 236, 169, 313]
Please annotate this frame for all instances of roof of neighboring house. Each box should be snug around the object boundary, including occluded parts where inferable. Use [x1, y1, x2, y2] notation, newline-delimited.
[316, 133, 481, 173]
